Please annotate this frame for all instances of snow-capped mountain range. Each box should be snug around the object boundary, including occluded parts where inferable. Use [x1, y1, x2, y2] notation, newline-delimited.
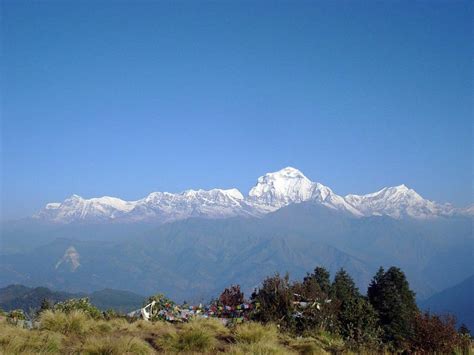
[35, 167, 472, 223]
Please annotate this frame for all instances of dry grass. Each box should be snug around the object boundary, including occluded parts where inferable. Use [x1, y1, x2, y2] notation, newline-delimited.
[154, 323, 218, 353]
[233, 322, 279, 344]
[228, 341, 293, 354]
[0, 319, 63, 354]
[39, 310, 91, 335]
[287, 337, 330, 355]
[80, 335, 154, 355]
[0, 313, 338, 354]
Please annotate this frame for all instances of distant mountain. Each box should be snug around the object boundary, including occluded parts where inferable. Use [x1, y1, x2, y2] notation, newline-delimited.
[0, 285, 144, 313]
[2, 202, 472, 302]
[420, 275, 474, 331]
[89, 289, 146, 313]
[3, 167, 472, 305]
[0, 285, 84, 312]
[33, 167, 470, 224]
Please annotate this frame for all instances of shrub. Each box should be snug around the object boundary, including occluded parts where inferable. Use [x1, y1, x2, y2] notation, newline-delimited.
[39, 310, 91, 335]
[411, 312, 461, 353]
[53, 298, 102, 319]
[219, 285, 245, 307]
[7, 309, 26, 324]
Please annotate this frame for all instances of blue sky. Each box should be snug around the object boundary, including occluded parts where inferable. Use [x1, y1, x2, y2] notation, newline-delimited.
[1, 0, 472, 219]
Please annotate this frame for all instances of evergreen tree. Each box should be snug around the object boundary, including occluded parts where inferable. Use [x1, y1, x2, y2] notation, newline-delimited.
[332, 268, 358, 301]
[368, 266, 418, 349]
[251, 273, 294, 327]
[304, 266, 331, 296]
[332, 269, 380, 346]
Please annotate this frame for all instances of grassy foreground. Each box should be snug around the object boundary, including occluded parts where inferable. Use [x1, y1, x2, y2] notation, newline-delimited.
[0, 311, 349, 354]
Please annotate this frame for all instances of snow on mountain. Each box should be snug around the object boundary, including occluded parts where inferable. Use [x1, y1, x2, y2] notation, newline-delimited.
[35, 195, 136, 223]
[457, 204, 474, 217]
[345, 185, 454, 219]
[125, 188, 253, 222]
[248, 167, 315, 211]
[34, 167, 466, 223]
[248, 167, 361, 216]
[35, 188, 253, 223]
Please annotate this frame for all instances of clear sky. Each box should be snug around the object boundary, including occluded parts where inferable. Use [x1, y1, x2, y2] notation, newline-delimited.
[1, 0, 472, 220]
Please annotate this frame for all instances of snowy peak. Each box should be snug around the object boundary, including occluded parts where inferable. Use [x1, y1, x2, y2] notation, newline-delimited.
[247, 167, 362, 216]
[248, 167, 315, 208]
[36, 194, 136, 223]
[34, 167, 467, 223]
[36, 187, 250, 224]
[345, 184, 453, 219]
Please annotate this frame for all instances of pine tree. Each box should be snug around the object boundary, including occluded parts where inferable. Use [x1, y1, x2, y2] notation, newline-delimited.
[332, 268, 358, 301]
[332, 269, 380, 346]
[368, 266, 418, 349]
[304, 266, 331, 296]
[251, 273, 294, 327]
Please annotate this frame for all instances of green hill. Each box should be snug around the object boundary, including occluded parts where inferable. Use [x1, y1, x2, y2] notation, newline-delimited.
[0, 285, 144, 313]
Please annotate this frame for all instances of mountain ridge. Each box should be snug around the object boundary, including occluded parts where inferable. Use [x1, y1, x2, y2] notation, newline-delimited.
[34, 167, 472, 224]
[0, 284, 145, 313]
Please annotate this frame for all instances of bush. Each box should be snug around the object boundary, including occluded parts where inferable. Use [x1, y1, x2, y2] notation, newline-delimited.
[39, 310, 91, 335]
[7, 309, 26, 324]
[219, 285, 245, 307]
[411, 312, 462, 353]
[53, 298, 102, 319]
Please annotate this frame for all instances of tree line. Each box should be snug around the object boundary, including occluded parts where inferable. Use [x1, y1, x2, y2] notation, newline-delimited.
[225, 266, 471, 353]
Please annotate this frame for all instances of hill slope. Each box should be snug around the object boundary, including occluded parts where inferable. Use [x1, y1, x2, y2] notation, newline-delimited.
[0, 285, 144, 313]
[1, 203, 472, 302]
[420, 275, 474, 331]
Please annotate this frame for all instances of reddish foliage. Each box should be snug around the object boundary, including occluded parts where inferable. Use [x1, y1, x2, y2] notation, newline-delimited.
[219, 285, 244, 307]
[411, 311, 461, 353]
